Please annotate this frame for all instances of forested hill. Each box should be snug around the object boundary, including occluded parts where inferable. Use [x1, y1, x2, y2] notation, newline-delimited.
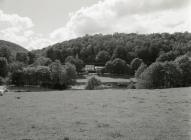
[42, 32, 191, 65]
[0, 40, 28, 56]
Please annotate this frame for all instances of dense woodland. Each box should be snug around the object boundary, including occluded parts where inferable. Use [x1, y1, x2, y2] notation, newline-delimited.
[0, 32, 191, 89]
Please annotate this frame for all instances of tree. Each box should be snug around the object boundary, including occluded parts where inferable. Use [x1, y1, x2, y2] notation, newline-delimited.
[156, 51, 179, 62]
[136, 62, 164, 89]
[28, 52, 36, 64]
[0, 47, 12, 62]
[16, 52, 29, 64]
[136, 62, 182, 89]
[112, 58, 127, 74]
[11, 70, 25, 86]
[130, 58, 143, 73]
[162, 62, 182, 88]
[112, 46, 127, 62]
[64, 63, 77, 84]
[96, 51, 110, 65]
[36, 66, 51, 87]
[0, 57, 8, 78]
[33, 57, 52, 66]
[49, 60, 67, 89]
[65, 56, 84, 73]
[105, 60, 113, 73]
[135, 63, 147, 78]
[175, 55, 191, 86]
[126, 64, 132, 75]
[9, 62, 24, 73]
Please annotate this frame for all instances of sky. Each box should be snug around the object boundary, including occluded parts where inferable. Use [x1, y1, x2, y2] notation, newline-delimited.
[0, 0, 191, 50]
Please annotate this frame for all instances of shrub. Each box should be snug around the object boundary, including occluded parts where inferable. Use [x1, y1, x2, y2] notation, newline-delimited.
[135, 63, 147, 78]
[85, 77, 101, 90]
[130, 58, 143, 73]
[127, 81, 136, 89]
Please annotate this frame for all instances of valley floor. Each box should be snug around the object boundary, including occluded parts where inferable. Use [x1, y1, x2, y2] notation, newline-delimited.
[0, 88, 191, 140]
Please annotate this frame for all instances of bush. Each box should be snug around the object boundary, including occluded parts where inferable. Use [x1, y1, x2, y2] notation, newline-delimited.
[135, 63, 147, 78]
[127, 81, 136, 89]
[136, 62, 182, 89]
[85, 77, 101, 90]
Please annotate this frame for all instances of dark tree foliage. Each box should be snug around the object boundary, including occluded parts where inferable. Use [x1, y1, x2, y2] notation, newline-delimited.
[0, 57, 8, 78]
[9, 62, 24, 73]
[11, 70, 25, 86]
[16, 52, 29, 64]
[65, 56, 84, 73]
[135, 63, 147, 79]
[0, 47, 12, 62]
[105, 60, 113, 74]
[130, 58, 143, 72]
[28, 52, 37, 64]
[175, 55, 191, 86]
[156, 51, 180, 62]
[111, 58, 127, 74]
[96, 50, 110, 65]
[10, 61, 77, 89]
[136, 61, 182, 89]
[32, 56, 52, 66]
[44, 32, 191, 66]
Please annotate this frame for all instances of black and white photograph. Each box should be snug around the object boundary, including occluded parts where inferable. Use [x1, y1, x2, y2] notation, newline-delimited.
[0, 0, 191, 139]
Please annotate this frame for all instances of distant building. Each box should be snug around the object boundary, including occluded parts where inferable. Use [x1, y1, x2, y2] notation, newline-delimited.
[95, 66, 105, 75]
[85, 65, 95, 72]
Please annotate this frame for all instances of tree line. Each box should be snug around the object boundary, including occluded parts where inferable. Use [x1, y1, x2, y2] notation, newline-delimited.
[0, 32, 191, 89]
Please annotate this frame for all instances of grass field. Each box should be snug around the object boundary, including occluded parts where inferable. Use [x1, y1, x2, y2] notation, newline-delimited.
[0, 88, 191, 140]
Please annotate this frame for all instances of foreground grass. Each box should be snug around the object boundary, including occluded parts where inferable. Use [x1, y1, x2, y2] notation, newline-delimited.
[0, 88, 191, 140]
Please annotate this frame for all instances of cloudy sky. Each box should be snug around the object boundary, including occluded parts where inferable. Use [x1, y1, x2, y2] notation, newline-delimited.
[0, 0, 191, 50]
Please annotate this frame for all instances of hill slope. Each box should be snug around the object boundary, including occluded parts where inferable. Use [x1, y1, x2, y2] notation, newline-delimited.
[0, 40, 28, 56]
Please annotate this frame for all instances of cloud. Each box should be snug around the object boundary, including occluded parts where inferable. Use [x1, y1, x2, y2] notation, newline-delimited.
[0, 10, 55, 50]
[51, 0, 191, 42]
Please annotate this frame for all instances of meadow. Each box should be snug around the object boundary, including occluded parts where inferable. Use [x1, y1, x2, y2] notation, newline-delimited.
[0, 88, 191, 140]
